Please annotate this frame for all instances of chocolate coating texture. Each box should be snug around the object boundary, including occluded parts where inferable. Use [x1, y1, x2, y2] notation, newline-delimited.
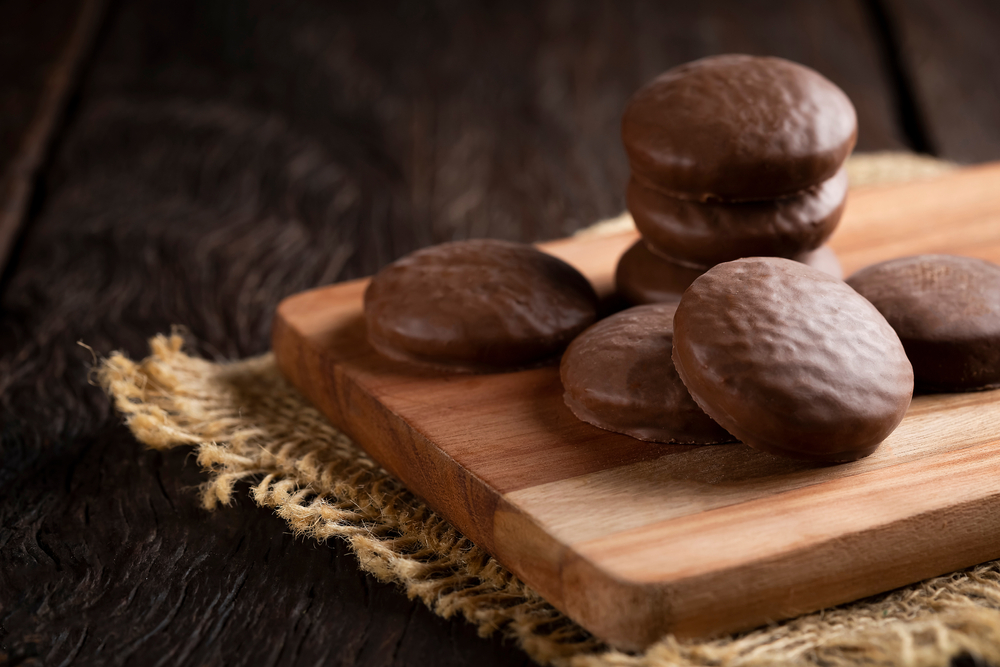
[673, 258, 913, 462]
[364, 239, 598, 372]
[615, 241, 704, 305]
[615, 240, 842, 306]
[561, 303, 734, 444]
[622, 55, 857, 201]
[628, 167, 847, 268]
[847, 255, 1000, 391]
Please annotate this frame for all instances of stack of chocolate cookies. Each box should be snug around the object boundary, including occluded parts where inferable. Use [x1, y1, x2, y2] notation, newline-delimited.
[616, 54, 857, 305]
[562, 54, 917, 461]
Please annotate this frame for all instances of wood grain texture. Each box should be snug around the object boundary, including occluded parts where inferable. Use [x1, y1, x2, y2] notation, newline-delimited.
[0, 0, 81, 170]
[274, 163, 1000, 649]
[833, 162, 1000, 273]
[0, 0, 105, 275]
[882, 0, 1000, 162]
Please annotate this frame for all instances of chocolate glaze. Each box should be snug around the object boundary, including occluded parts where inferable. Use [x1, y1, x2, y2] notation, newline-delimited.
[673, 258, 913, 462]
[615, 240, 842, 306]
[847, 255, 1000, 391]
[615, 241, 703, 305]
[622, 55, 857, 201]
[628, 167, 848, 268]
[364, 239, 598, 372]
[560, 303, 734, 444]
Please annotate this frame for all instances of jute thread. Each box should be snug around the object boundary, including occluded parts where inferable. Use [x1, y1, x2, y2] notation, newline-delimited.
[101, 153, 1000, 667]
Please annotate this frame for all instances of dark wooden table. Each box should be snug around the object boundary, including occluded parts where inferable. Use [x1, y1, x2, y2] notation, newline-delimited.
[3, 1, 1000, 665]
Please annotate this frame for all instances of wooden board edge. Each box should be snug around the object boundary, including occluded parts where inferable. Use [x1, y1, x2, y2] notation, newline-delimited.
[493, 497, 669, 649]
[269, 165, 1000, 649]
[271, 277, 1000, 651]
[273, 302, 687, 648]
[561, 439, 1000, 645]
[654, 487, 1000, 640]
[271, 308, 502, 552]
[540, 486, 1000, 649]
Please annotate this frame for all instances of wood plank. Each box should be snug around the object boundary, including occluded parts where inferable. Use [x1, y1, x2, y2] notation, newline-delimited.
[578, 442, 1000, 581]
[882, 0, 1000, 162]
[832, 162, 1000, 274]
[155, 0, 903, 278]
[507, 390, 1000, 544]
[273, 164, 1000, 650]
[572, 443, 1000, 639]
[0, 0, 107, 275]
[0, 0, 80, 168]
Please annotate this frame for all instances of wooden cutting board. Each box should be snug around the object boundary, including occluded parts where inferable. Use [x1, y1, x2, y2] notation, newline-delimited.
[272, 163, 1000, 650]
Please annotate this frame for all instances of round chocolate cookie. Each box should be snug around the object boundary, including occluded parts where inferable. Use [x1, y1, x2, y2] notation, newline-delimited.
[364, 239, 598, 372]
[615, 241, 703, 305]
[560, 303, 734, 444]
[847, 255, 1000, 391]
[622, 54, 857, 201]
[615, 240, 842, 306]
[628, 167, 848, 268]
[673, 258, 913, 462]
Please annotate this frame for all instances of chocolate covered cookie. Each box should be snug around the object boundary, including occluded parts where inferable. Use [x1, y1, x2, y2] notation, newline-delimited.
[622, 55, 857, 201]
[561, 303, 733, 444]
[628, 167, 848, 268]
[615, 241, 704, 305]
[615, 240, 842, 306]
[673, 258, 913, 462]
[847, 255, 1000, 391]
[364, 239, 598, 372]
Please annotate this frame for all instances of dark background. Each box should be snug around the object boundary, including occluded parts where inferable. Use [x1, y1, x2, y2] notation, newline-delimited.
[2, 1, 999, 665]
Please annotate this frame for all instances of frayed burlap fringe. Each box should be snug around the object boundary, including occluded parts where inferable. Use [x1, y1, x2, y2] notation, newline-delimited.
[100, 153, 1000, 667]
[100, 333, 600, 664]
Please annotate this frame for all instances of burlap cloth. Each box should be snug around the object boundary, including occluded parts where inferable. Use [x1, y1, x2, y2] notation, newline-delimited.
[99, 152, 1000, 667]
